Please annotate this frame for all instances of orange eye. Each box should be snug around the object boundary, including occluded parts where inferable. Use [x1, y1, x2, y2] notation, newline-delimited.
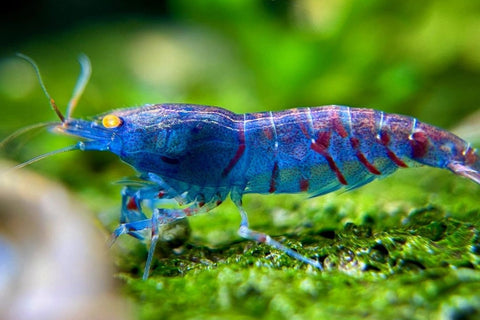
[102, 114, 123, 128]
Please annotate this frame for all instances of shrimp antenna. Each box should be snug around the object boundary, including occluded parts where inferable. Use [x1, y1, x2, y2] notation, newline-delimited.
[16, 53, 65, 123]
[0, 121, 58, 150]
[66, 54, 91, 119]
[11, 144, 80, 171]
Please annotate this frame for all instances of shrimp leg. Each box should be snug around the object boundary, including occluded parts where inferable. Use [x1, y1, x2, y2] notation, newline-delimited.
[231, 192, 323, 270]
[112, 185, 225, 278]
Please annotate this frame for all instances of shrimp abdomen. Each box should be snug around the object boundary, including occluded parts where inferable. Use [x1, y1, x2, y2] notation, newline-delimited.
[241, 106, 479, 196]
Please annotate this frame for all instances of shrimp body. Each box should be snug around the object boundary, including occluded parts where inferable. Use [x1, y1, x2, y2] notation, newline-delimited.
[53, 103, 480, 279]
[61, 104, 479, 199]
[12, 56, 480, 279]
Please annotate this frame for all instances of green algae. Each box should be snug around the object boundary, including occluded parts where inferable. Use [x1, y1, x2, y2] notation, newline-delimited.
[114, 168, 480, 320]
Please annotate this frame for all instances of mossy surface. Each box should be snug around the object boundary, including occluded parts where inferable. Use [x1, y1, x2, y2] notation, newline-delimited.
[113, 168, 480, 320]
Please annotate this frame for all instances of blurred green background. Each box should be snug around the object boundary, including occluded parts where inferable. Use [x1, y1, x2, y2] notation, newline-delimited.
[1, 1, 480, 319]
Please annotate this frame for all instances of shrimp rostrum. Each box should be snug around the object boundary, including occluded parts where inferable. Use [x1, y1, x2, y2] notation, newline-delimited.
[9, 56, 480, 279]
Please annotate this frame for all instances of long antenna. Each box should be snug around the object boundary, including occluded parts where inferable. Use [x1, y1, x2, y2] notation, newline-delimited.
[10, 144, 79, 171]
[66, 54, 91, 119]
[16, 53, 65, 122]
[0, 121, 57, 149]
[2, 55, 91, 173]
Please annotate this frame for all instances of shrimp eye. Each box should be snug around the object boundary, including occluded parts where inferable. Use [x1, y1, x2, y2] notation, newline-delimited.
[102, 114, 123, 128]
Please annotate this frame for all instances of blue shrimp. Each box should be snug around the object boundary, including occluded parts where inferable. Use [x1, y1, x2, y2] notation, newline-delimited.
[9, 56, 480, 279]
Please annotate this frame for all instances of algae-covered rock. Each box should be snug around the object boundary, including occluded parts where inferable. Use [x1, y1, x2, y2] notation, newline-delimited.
[117, 168, 480, 320]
